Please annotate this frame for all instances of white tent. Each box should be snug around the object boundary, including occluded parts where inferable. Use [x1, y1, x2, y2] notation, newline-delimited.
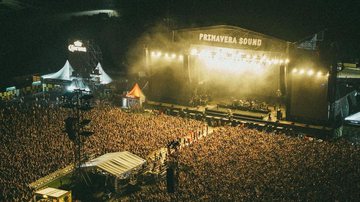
[82, 151, 146, 178]
[82, 151, 146, 191]
[91, 63, 113, 84]
[42, 60, 74, 81]
[33, 187, 71, 202]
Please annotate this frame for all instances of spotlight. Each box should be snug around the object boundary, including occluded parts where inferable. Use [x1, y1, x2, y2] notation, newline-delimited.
[316, 71, 322, 77]
[326, 72, 330, 77]
[299, 69, 305, 74]
[156, 51, 162, 57]
[171, 53, 176, 59]
[285, 58, 290, 64]
[307, 69, 314, 76]
[151, 51, 156, 57]
[279, 59, 284, 64]
[178, 54, 184, 60]
[273, 59, 279, 65]
[292, 68, 298, 73]
[165, 53, 169, 58]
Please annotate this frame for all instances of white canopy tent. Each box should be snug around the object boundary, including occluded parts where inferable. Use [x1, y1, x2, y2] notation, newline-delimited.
[82, 151, 146, 191]
[91, 63, 113, 84]
[42, 61, 112, 85]
[82, 151, 146, 177]
[42, 60, 74, 81]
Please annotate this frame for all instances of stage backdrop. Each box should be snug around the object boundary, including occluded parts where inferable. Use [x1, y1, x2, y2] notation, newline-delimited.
[148, 25, 289, 104]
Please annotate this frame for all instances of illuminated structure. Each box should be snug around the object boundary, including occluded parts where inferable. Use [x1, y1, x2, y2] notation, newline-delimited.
[122, 83, 146, 108]
[146, 25, 290, 110]
[143, 25, 358, 131]
[41, 60, 112, 92]
[33, 187, 72, 202]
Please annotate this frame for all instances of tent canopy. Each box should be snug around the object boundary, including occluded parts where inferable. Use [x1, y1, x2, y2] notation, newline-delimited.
[126, 83, 145, 99]
[82, 151, 146, 178]
[42, 61, 112, 85]
[42, 60, 74, 81]
[91, 63, 113, 84]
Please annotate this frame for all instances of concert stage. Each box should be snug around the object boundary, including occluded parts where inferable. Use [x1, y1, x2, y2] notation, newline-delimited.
[142, 25, 359, 138]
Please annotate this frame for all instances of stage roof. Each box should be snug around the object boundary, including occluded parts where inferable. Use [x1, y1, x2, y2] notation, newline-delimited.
[172, 25, 289, 53]
[82, 151, 146, 178]
[176, 25, 289, 43]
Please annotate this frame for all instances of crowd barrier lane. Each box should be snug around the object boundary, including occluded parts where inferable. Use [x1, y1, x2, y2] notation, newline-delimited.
[29, 164, 74, 190]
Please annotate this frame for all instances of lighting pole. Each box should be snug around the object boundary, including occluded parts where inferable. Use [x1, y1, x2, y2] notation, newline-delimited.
[63, 89, 94, 184]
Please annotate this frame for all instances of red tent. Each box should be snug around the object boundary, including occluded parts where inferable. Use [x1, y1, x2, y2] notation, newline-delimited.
[126, 83, 145, 99]
[122, 83, 146, 108]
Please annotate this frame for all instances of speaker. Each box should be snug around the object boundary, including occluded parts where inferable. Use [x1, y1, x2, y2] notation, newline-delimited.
[65, 117, 77, 141]
[288, 73, 329, 123]
[166, 167, 175, 193]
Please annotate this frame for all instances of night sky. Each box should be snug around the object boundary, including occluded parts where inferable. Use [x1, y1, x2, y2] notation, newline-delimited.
[0, 0, 359, 83]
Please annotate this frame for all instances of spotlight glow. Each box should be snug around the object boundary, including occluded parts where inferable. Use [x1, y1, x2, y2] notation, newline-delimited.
[285, 59, 290, 64]
[307, 69, 314, 76]
[316, 71, 322, 77]
[299, 69, 305, 74]
[292, 68, 298, 73]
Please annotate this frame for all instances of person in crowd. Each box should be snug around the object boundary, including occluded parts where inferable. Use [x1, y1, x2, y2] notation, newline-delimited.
[1, 96, 359, 201]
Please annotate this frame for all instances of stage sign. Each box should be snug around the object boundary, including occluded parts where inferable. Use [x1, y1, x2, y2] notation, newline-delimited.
[198, 33, 262, 47]
[68, 40, 87, 52]
[174, 25, 288, 52]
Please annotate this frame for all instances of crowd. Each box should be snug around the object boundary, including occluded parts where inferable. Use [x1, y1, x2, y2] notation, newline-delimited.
[0, 100, 204, 201]
[1, 97, 360, 201]
[129, 125, 360, 201]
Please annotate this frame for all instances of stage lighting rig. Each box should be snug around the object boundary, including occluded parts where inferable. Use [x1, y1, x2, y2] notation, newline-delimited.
[62, 89, 95, 184]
